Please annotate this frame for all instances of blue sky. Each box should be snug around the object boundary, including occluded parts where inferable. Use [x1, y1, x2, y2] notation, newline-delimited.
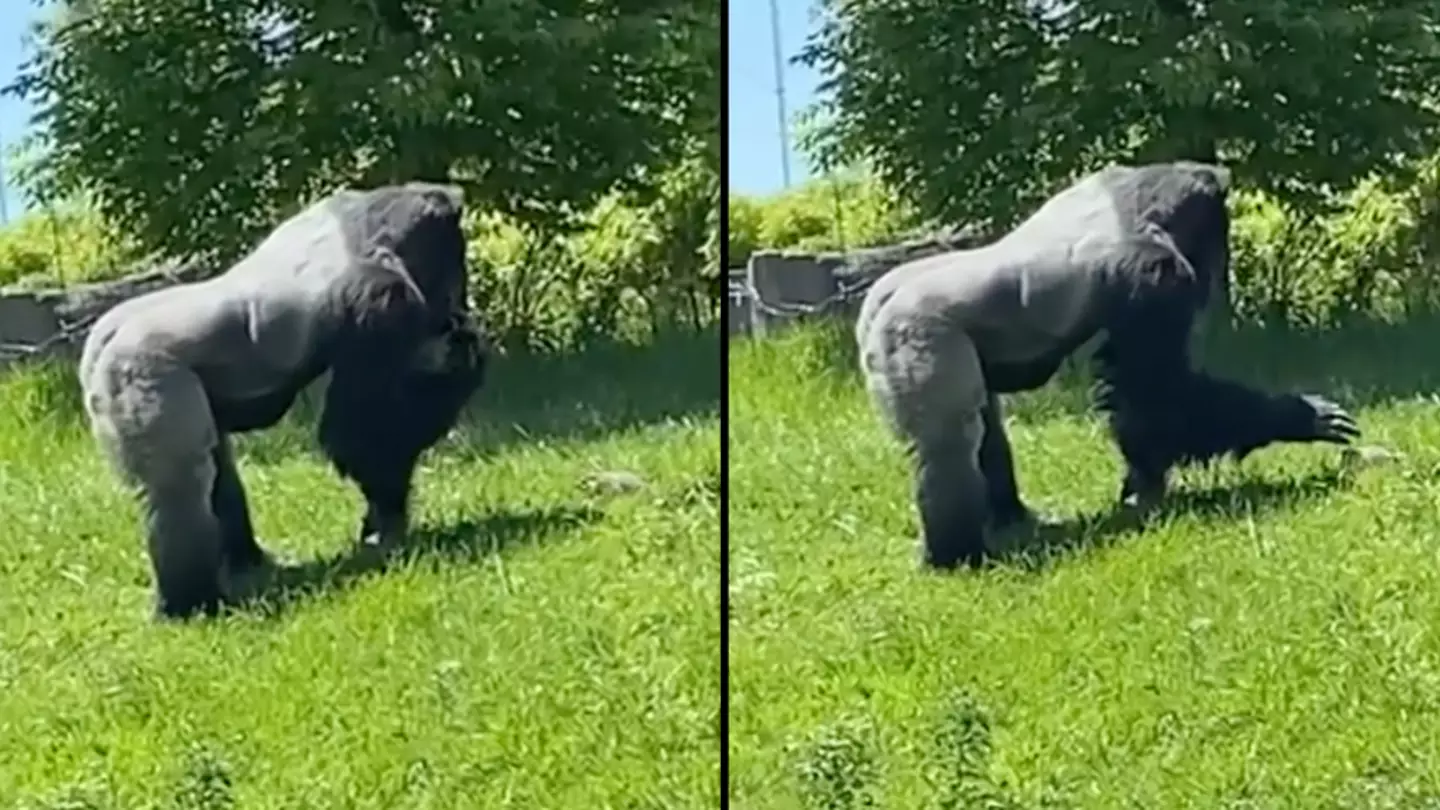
[0, 8, 39, 222]
[727, 0, 820, 197]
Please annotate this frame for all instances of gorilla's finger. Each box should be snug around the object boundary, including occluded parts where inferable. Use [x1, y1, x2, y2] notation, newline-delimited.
[1310, 401, 1360, 443]
[1303, 394, 1354, 418]
[1323, 425, 1361, 443]
[1328, 413, 1360, 434]
[1313, 418, 1359, 444]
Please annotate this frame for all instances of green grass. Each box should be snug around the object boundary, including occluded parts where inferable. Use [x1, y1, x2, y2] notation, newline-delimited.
[0, 328, 721, 809]
[729, 316, 1440, 809]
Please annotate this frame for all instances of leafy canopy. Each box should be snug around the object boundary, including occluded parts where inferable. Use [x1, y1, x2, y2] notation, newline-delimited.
[798, 0, 1440, 231]
[10, 0, 719, 260]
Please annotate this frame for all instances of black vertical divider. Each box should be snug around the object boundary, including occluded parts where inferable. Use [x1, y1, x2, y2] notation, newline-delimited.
[718, 0, 734, 803]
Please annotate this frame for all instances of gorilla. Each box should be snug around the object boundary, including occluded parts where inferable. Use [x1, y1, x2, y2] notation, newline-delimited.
[78, 182, 488, 620]
[855, 161, 1360, 569]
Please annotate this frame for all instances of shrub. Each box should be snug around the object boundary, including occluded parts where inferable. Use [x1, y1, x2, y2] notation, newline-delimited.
[727, 195, 763, 269]
[0, 199, 141, 289]
[1228, 180, 1418, 327]
[727, 172, 924, 267]
[467, 152, 720, 353]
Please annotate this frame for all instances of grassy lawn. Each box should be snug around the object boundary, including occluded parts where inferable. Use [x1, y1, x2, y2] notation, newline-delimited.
[0, 329, 721, 809]
[729, 316, 1440, 809]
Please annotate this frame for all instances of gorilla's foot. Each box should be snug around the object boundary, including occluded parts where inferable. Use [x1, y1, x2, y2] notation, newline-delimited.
[918, 526, 988, 571]
[1119, 488, 1164, 516]
[357, 504, 409, 551]
[1119, 469, 1167, 516]
[151, 555, 226, 621]
[219, 536, 272, 576]
[986, 507, 1066, 557]
[152, 587, 223, 622]
[990, 503, 1063, 533]
[221, 551, 284, 603]
[358, 530, 406, 549]
[358, 522, 408, 551]
[989, 502, 1030, 532]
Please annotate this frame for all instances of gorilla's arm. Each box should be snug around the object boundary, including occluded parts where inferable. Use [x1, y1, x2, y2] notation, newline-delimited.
[356, 354, 485, 545]
[1095, 333, 1359, 505]
[319, 314, 487, 546]
[1087, 206, 1358, 506]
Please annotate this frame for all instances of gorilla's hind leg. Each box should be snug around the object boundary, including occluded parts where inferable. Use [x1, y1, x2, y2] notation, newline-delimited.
[85, 359, 232, 620]
[914, 421, 991, 570]
[210, 434, 269, 575]
[978, 394, 1031, 529]
[142, 477, 226, 621]
[873, 324, 993, 569]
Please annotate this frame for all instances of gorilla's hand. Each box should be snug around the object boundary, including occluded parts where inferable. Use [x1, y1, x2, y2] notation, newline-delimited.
[1278, 394, 1360, 445]
[359, 502, 407, 549]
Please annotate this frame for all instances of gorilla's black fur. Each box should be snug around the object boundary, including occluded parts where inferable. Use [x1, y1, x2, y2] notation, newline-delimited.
[855, 162, 1358, 569]
[79, 183, 487, 620]
[321, 311, 487, 554]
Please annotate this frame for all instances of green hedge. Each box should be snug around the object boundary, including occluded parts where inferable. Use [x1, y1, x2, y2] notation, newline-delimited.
[731, 166, 1440, 328]
[1227, 166, 1440, 327]
[465, 152, 720, 352]
[0, 198, 143, 290]
[726, 171, 924, 267]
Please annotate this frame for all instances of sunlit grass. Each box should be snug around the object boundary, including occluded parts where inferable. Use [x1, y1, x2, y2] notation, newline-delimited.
[0, 329, 721, 809]
[729, 317, 1440, 809]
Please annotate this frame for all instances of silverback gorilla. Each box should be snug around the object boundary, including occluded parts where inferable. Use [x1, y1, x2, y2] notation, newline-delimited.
[79, 182, 488, 620]
[856, 161, 1360, 569]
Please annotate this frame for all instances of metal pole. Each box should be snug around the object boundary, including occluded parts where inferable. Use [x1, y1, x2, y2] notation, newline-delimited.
[767, 0, 792, 188]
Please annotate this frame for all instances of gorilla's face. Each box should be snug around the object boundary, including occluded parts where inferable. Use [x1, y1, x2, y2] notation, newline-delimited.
[441, 322, 486, 374]
[410, 312, 488, 376]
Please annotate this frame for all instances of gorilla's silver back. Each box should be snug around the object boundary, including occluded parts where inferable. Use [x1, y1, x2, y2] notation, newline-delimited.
[854, 162, 1221, 354]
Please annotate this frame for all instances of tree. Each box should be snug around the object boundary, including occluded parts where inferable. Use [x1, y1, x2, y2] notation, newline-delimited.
[797, 0, 1440, 234]
[9, 0, 719, 260]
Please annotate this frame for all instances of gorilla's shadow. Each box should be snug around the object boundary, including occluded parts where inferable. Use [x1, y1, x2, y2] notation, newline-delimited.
[230, 504, 602, 619]
[991, 468, 1351, 573]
